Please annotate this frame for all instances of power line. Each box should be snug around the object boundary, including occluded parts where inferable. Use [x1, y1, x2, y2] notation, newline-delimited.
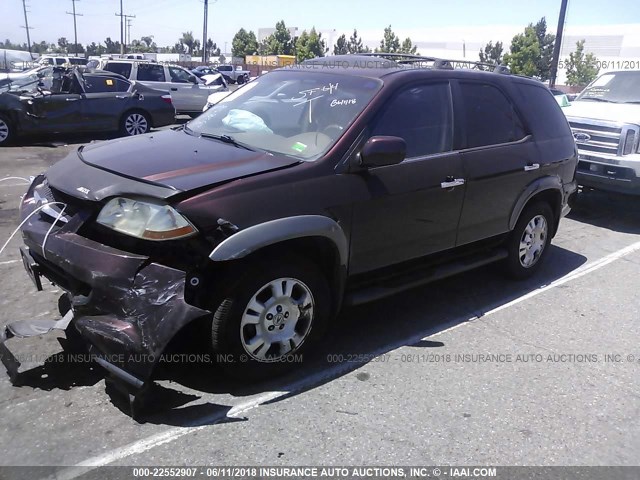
[66, 0, 83, 57]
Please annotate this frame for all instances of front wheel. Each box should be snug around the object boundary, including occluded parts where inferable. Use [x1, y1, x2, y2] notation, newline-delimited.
[504, 202, 553, 279]
[0, 114, 14, 146]
[120, 111, 150, 136]
[211, 256, 331, 380]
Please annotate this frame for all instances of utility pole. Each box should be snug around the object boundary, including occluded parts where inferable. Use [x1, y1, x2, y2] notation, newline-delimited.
[115, 1, 136, 55]
[66, 0, 83, 57]
[127, 18, 133, 50]
[549, 0, 569, 87]
[202, 0, 209, 63]
[21, 0, 34, 59]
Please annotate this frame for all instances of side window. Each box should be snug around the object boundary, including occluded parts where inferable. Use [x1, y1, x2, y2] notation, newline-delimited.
[136, 64, 166, 82]
[56, 58, 66, 65]
[169, 67, 191, 83]
[372, 82, 453, 158]
[459, 82, 526, 148]
[104, 62, 132, 79]
[84, 77, 131, 93]
[513, 83, 572, 139]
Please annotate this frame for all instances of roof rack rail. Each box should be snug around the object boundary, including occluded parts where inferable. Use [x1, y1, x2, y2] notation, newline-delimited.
[356, 52, 510, 74]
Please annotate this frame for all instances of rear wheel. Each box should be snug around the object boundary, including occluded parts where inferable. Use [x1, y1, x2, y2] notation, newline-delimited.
[211, 256, 330, 380]
[120, 111, 150, 136]
[504, 202, 553, 279]
[0, 114, 14, 146]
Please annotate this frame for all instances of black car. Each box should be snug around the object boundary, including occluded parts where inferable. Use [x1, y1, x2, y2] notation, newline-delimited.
[0, 67, 175, 145]
[4, 55, 577, 413]
[191, 66, 219, 78]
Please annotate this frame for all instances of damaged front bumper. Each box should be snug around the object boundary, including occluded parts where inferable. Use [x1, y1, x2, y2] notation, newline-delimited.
[0, 178, 211, 410]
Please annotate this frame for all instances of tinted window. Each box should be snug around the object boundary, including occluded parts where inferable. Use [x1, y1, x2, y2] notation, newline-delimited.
[169, 66, 191, 83]
[84, 76, 131, 93]
[55, 58, 66, 65]
[137, 64, 166, 82]
[459, 82, 526, 148]
[218, 66, 231, 72]
[104, 62, 132, 79]
[512, 82, 572, 140]
[372, 83, 453, 158]
[68, 58, 88, 65]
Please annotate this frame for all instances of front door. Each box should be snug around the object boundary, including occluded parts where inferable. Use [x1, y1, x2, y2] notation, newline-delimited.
[349, 81, 466, 275]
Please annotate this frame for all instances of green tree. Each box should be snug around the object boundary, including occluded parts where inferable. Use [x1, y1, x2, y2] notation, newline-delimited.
[400, 37, 417, 54]
[348, 29, 370, 53]
[479, 40, 503, 64]
[231, 28, 259, 57]
[503, 26, 540, 77]
[333, 34, 348, 55]
[104, 37, 121, 54]
[265, 20, 294, 55]
[55, 37, 69, 54]
[295, 27, 325, 62]
[533, 17, 555, 81]
[565, 40, 600, 87]
[179, 31, 196, 55]
[375, 25, 400, 53]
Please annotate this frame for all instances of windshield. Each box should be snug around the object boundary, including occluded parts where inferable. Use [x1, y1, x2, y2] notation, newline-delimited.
[577, 71, 640, 103]
[186, 70, 382, 160]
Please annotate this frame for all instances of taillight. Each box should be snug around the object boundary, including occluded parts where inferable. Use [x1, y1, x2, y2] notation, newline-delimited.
[161, 95, 172, 104]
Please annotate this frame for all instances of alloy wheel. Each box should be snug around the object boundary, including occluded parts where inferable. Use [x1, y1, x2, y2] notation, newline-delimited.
[240, 277, 315, 362]
[519, 214, 548, 268]
[124, 113, 148, 136]
[0, 119, 9, 143]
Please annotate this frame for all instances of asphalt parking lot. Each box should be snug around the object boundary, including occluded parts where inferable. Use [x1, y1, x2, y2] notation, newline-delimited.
[0, 129, 639, 474]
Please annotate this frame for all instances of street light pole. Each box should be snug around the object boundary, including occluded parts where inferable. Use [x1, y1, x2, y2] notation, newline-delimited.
[549, 0, 569, 87]
[202, 0, 208, 63]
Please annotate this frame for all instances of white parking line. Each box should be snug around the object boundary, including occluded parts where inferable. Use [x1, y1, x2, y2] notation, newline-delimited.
[49, 240, 640, 478]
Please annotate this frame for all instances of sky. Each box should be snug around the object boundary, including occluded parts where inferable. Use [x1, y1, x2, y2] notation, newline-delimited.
[2, 0, 640, 54]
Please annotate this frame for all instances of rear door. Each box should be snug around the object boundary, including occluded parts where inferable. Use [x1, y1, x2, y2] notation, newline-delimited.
[167, 66, 206, 112]
[349, 81, 466, 274]
[81, 75, 133, 130]
[453, 80, 534, 245]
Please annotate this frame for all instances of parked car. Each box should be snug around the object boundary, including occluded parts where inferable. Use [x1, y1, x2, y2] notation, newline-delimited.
[191, 66, 218, 78]
[0, 66, 175, 145]
[5, 55, 577, 409]
[563, 70, 640, 195]
[216, 64, 250, 84]
[550, 88, 571, 108]
[102, 60, 229, 115]
[37, 55, 88, 67]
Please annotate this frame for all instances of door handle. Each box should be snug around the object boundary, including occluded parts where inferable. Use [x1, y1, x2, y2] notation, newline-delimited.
[115, 95, 127, 99]
[170, 88, 178, 91]
[65, 98, 79, 102]
[441, 178, 466, 189]
[524, 163, 540, 171]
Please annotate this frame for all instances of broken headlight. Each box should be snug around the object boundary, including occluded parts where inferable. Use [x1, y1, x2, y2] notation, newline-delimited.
[96, 197, 197, 241]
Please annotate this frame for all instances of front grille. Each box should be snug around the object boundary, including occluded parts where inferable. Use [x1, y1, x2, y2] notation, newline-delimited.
[569, 120, 640, 157]
[32, 180, 96, 224]
[569, 121, 622, 156]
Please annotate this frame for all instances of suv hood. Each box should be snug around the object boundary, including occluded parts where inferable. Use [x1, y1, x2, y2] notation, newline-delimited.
[78, 129, 299, 192]
[564, 101, 640, 126]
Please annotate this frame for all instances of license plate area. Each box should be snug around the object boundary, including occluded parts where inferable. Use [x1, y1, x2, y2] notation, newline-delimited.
[20, 247, 43, 291]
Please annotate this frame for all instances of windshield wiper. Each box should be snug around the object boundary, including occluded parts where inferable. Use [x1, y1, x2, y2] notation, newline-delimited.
[580, 97, 618, 103]
[199, 133, 255, 151]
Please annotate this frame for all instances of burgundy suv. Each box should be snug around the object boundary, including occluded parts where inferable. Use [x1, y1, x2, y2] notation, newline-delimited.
[4, 55, 577, 409]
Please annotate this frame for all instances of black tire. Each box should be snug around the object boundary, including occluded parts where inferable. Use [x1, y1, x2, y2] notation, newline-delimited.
[120, 110, 151, 137]
[0, 113, 14, 146]
[236, 75, 246, 85]
[504, 202, 554, 279]
[211, 255, 331, 380]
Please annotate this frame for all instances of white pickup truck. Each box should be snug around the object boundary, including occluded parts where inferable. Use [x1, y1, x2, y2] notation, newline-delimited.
[215, 65, 250, 84]
[564, 70, 640, 195]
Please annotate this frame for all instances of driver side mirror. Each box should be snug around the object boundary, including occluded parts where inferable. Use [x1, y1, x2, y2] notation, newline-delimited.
[188, 75, 198, 84]
[359, 136, 406, 168]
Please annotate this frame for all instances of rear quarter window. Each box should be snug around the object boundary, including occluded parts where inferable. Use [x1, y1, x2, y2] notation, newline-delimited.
[512, 82, 572, 140]
[104, 62, 133, 79]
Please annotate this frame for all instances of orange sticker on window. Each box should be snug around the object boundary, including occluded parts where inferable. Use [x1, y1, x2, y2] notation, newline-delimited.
[105, 79, 114, 86]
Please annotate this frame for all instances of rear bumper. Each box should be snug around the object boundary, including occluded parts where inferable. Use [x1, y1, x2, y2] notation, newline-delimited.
[13, 182, 210, 384]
